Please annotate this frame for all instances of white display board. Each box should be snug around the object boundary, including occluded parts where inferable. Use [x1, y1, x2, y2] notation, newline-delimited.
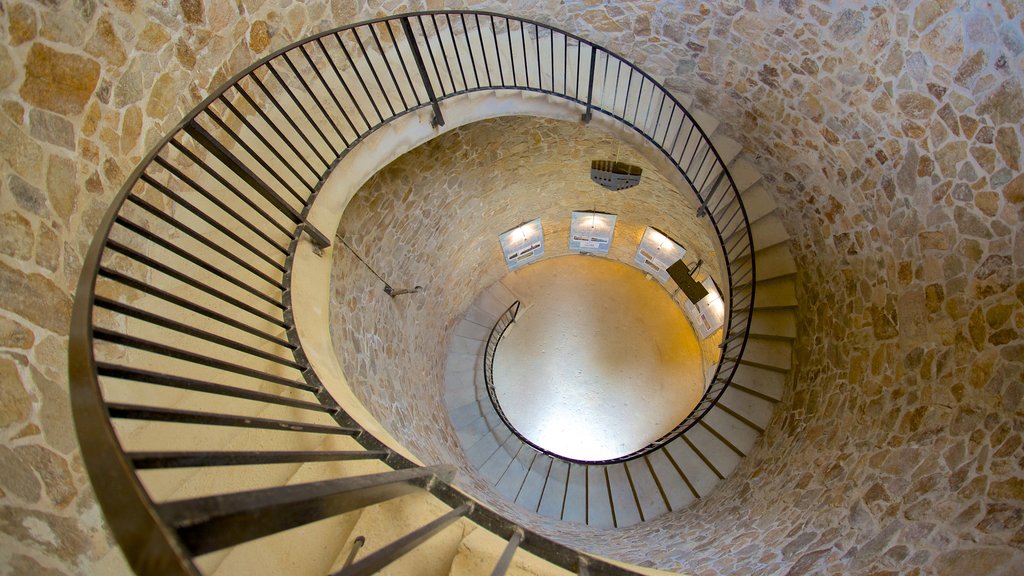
[569, 211, 617, 254]
[499, 219, 544, 270]
[634, 227, 686, 282]
[682, 277, 726, 338]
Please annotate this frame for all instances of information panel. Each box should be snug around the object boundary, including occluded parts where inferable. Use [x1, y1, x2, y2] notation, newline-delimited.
[569, 211, 617, 254]
[634, 227, 686, 282]
[682, 277, 726, 338]
[499, 219, 545, 270]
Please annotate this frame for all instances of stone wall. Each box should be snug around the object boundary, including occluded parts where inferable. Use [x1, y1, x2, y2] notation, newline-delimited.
[2, 0, 1022, 574]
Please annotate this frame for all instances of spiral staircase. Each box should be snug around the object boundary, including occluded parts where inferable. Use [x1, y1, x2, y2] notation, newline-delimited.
[69, 11, 797, 575]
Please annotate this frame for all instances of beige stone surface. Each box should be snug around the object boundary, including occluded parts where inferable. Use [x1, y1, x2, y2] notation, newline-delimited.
[0, 1, 1019, 575]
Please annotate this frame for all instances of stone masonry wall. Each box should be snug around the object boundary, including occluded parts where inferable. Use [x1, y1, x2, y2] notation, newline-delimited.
[1, 0, 1022, 574]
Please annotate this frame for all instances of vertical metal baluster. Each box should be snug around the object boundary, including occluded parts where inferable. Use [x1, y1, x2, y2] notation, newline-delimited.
[490, 529, 524, 576]
[445, 14, 468, 91]
[535, 458, 553, 513]
[460, 14, 481, 89]
[610, 58, 622, 117]
[513, 451, 538, 503]
[340, 536, 366, 571]
[429, 14, 456, 93]
[561, 33, 568, 95]
[265, 60, 339, 157]
[232, 84, 321, 177]
[505, 17, 517, 86]
[560, 462, 571, 520]
[280, 51, 347, 148]
[604, 468, 616, 528]
[600, 50, 611, 114]
[248, 71, 330, 167]
[349, 28, 396, 118]
[215, 95, 316, 194]
[582, 44, 596, 122]
[334, 32, 385, 125]
[332, 504, 473, 576]
[415, 16, 447, 98]
[384, 20, 422, 106]
[477, 15, 493, 86]
[369, 24, 409, 110]
[298, 44, 359, 139]
[314, 37, 372, 132]
[489, 16, 504, 86]
[399, 17, 445, 127]
[584, 464, 590, 525]
[623, 67, 635, 123]
[659, 106, 677, 150]
[623, 461, 644, 522]
[642, 79, 657, 133]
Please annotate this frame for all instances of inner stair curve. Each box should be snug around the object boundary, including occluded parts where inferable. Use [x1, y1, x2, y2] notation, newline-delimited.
[443, 160, 798, 530]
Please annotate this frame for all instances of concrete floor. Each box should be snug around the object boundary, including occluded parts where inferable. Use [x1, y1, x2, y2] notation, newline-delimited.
[493, 256, 704, 461]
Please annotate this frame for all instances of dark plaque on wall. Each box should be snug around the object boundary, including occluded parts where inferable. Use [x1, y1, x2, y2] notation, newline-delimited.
[667, 260, 709, 304]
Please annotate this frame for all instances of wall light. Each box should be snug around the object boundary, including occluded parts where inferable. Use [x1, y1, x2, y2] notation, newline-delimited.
[634, 226, 686, 282]
[570, 211, 617, 254]
[683, 277, 725, 338]
[499, 218, 545, 270]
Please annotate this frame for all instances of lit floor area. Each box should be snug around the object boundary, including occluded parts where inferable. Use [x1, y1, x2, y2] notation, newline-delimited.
[492, 256, 705, 461]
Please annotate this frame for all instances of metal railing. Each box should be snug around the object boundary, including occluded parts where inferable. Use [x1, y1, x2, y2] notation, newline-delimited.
[69, 10, 754, 574]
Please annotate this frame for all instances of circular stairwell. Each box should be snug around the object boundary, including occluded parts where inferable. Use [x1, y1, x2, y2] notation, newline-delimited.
[442, 145, 798, 529]
[68, 11, 775, 575]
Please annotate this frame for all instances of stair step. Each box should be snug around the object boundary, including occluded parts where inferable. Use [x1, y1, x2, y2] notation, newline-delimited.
[701, 407, 759, 455]
[479, 435, 525, 485]
[585, 466, 614, 528]
[720, 386, 776, 430]
[625, 458, 669, 521]
[494, 447, 538, 503]
[644, 449, 697, 510]
[606, 464, 641, 527]
[710, 133, 743, 166]
[728, 157, 762, 192]
[449, 334, 487, 356]
[685, 426, 742, 480]
[753, 275, 798, 309]
[727, 212, 790, 252]
[750, 243, 797, 281]
[731, 362, 786, 399]
[537, 460, 570, 519]
[742, 336, 793, 371]
[462, 304, 500, 329]
[750, 308, 797, 339]
[475, 286, 518, 319]
[662, 438, 719, 496]
[452, 319, 492, 341]
[739, 184, 776, 223]
[515, 454, 551, 512]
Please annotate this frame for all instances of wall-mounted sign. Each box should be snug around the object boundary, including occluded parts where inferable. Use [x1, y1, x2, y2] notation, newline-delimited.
[500, 219, 544, 270]
[682, 277, 725, 338]
[569, 211, 617, 254]
[634, 227, 686, 282]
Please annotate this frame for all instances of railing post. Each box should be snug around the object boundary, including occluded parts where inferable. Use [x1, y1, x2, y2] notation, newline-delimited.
[696, 170, 726, 218]
[582, 44, 597, 123]
[400, 17, 445, 127]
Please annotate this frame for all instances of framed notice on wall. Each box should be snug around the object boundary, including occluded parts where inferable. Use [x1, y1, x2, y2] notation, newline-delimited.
[634, 226, 686, 282]
[682, 277, 726, 339]
[569, 211, 617, 254]
[499, 219, 544, 270]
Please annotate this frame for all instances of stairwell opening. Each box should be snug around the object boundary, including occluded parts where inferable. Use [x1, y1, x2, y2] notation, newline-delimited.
[488, 255, 705, 463]
[328, 114, 749, 535]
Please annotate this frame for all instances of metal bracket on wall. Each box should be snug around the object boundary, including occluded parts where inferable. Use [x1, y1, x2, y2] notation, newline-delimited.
[302, 222, 331, 256]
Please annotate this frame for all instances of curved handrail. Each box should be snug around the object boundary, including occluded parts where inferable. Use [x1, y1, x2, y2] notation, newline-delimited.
[68, 10, 754, 573]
